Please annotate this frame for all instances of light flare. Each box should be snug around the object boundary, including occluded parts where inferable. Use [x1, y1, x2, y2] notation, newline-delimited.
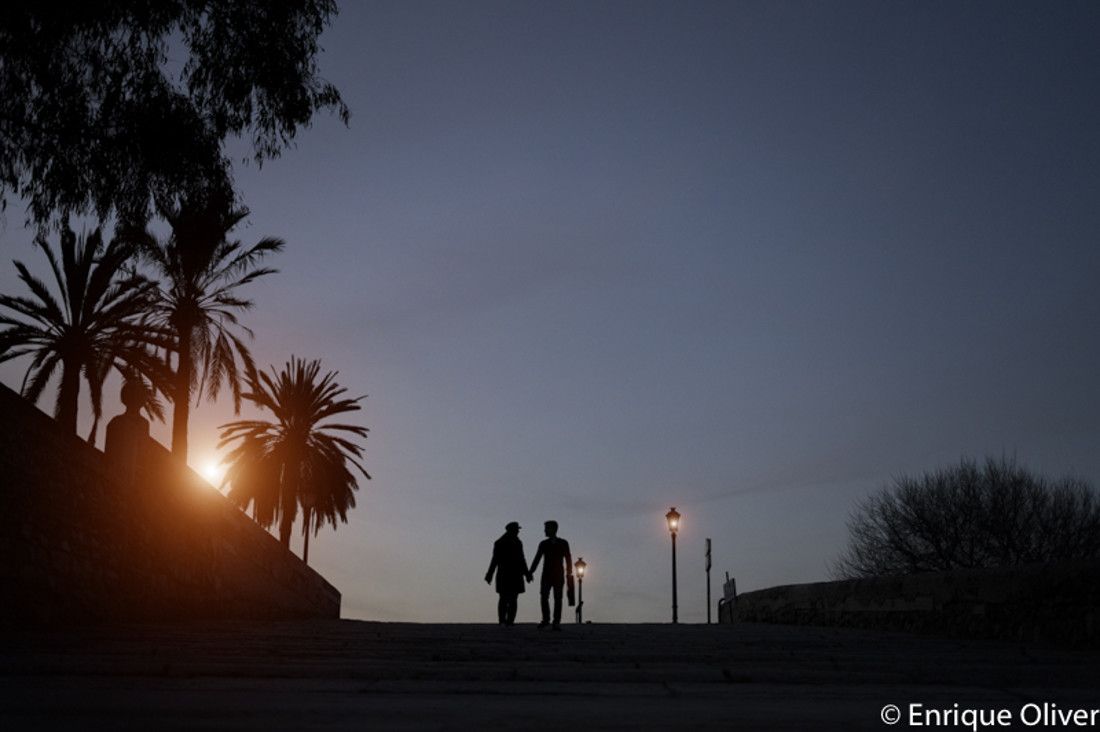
[199, 461, 226, 487]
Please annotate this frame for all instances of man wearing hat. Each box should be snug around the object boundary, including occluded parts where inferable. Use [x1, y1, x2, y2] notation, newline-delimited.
[485, 521, 530, 626]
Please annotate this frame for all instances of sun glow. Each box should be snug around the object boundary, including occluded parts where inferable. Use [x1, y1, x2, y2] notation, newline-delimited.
[199, 461, 225, 487]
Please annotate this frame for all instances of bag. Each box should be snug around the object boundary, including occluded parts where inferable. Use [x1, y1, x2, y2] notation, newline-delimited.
[567, 575, 576, 606]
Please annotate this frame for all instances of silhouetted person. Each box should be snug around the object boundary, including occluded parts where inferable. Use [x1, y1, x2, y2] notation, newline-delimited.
[528, 520, 573, 630]
[104, 380, 150, 487]
[485, 521, 529, 626]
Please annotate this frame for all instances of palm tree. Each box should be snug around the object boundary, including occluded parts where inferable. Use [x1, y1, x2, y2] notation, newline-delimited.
[218, 357, 370, 557]
[0, 227, 171, 435]
[135, 195, 283, 461]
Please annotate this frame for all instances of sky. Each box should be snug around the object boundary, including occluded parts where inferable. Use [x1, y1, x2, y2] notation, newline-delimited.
[2, 0, 1100, 623]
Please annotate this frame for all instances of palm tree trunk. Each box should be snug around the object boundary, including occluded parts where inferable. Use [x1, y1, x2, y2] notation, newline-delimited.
[171, 327, 192, 460]
[56, 358, 81, 434]
[278, 456, 300, 548]
[279, 508, 294, 548]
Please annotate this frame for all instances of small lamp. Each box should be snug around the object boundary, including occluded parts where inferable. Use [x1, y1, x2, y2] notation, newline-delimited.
[574, 557, 587, 623]
[665, 507, 680, 623]
[665, 506, 680, 535]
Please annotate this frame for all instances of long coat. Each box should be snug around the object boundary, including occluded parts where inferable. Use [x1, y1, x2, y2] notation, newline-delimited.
[486, 532, 529, 595]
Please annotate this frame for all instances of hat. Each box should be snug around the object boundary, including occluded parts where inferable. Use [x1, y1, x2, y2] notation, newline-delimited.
[506, 521, 521, 531]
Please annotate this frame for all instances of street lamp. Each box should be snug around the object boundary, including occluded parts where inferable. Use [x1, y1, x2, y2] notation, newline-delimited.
[574, 557, 586, 624]
[666, 507, 680, 624]
[301, 488, 316, 565]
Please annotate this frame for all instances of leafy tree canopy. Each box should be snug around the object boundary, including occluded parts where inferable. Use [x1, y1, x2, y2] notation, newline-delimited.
[0, 0, 349, 227]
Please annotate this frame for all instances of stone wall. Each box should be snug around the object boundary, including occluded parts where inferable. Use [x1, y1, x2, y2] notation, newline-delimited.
[0, 384, 340, 626]
[720, 560, 1100, 645]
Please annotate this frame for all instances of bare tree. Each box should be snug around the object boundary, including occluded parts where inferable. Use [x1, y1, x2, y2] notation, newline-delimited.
[831, 456, 1100, 579]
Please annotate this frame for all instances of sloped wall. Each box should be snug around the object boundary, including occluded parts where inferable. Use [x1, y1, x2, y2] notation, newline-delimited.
[721, 560, 1099, 645]
[0, 384, 340, 626]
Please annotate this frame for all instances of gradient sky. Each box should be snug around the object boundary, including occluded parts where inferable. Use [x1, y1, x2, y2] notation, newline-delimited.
[3, 1, 1100, 623]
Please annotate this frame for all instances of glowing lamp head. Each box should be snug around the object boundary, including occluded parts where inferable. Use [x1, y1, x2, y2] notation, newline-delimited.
[666, 506, 680, 535]
[574, 557, 586, 579]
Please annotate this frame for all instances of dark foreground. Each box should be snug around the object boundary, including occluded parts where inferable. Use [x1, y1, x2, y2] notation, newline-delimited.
[1, 620, 1097, 730]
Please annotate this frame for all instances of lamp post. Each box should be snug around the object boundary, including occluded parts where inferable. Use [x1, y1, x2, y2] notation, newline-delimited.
[574, 557, 586, 624]
[301, 488, 316, 565]
[666, 507, 680, 624]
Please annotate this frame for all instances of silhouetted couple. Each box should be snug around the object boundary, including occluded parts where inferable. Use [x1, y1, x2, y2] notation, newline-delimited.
[485, 520, 573, 630]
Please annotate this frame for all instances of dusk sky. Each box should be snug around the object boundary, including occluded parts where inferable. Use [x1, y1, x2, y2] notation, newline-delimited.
[3, 1, 1100, 623]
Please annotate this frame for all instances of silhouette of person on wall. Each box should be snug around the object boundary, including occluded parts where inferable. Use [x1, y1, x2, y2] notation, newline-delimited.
[528, 520, 573, 630]
[485, 521, 530, 626]
[105, 379, 150, 487]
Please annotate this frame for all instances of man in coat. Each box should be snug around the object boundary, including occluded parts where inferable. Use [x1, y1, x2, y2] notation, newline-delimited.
[527, 520, 573, 630]
[485, 521, 529, 626]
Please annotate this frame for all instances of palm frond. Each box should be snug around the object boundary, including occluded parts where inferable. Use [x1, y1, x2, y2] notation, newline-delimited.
[219, 356, 370, 549]
[0, 225, 163, 434]
[135, 197, 281, 458]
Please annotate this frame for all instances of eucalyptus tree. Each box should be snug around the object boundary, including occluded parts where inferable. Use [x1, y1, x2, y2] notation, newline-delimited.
[0, 0, 348, 227]
[219, 357, 370, 557]
[0, 227, 171, 435]
[134, 195, 283, 461]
